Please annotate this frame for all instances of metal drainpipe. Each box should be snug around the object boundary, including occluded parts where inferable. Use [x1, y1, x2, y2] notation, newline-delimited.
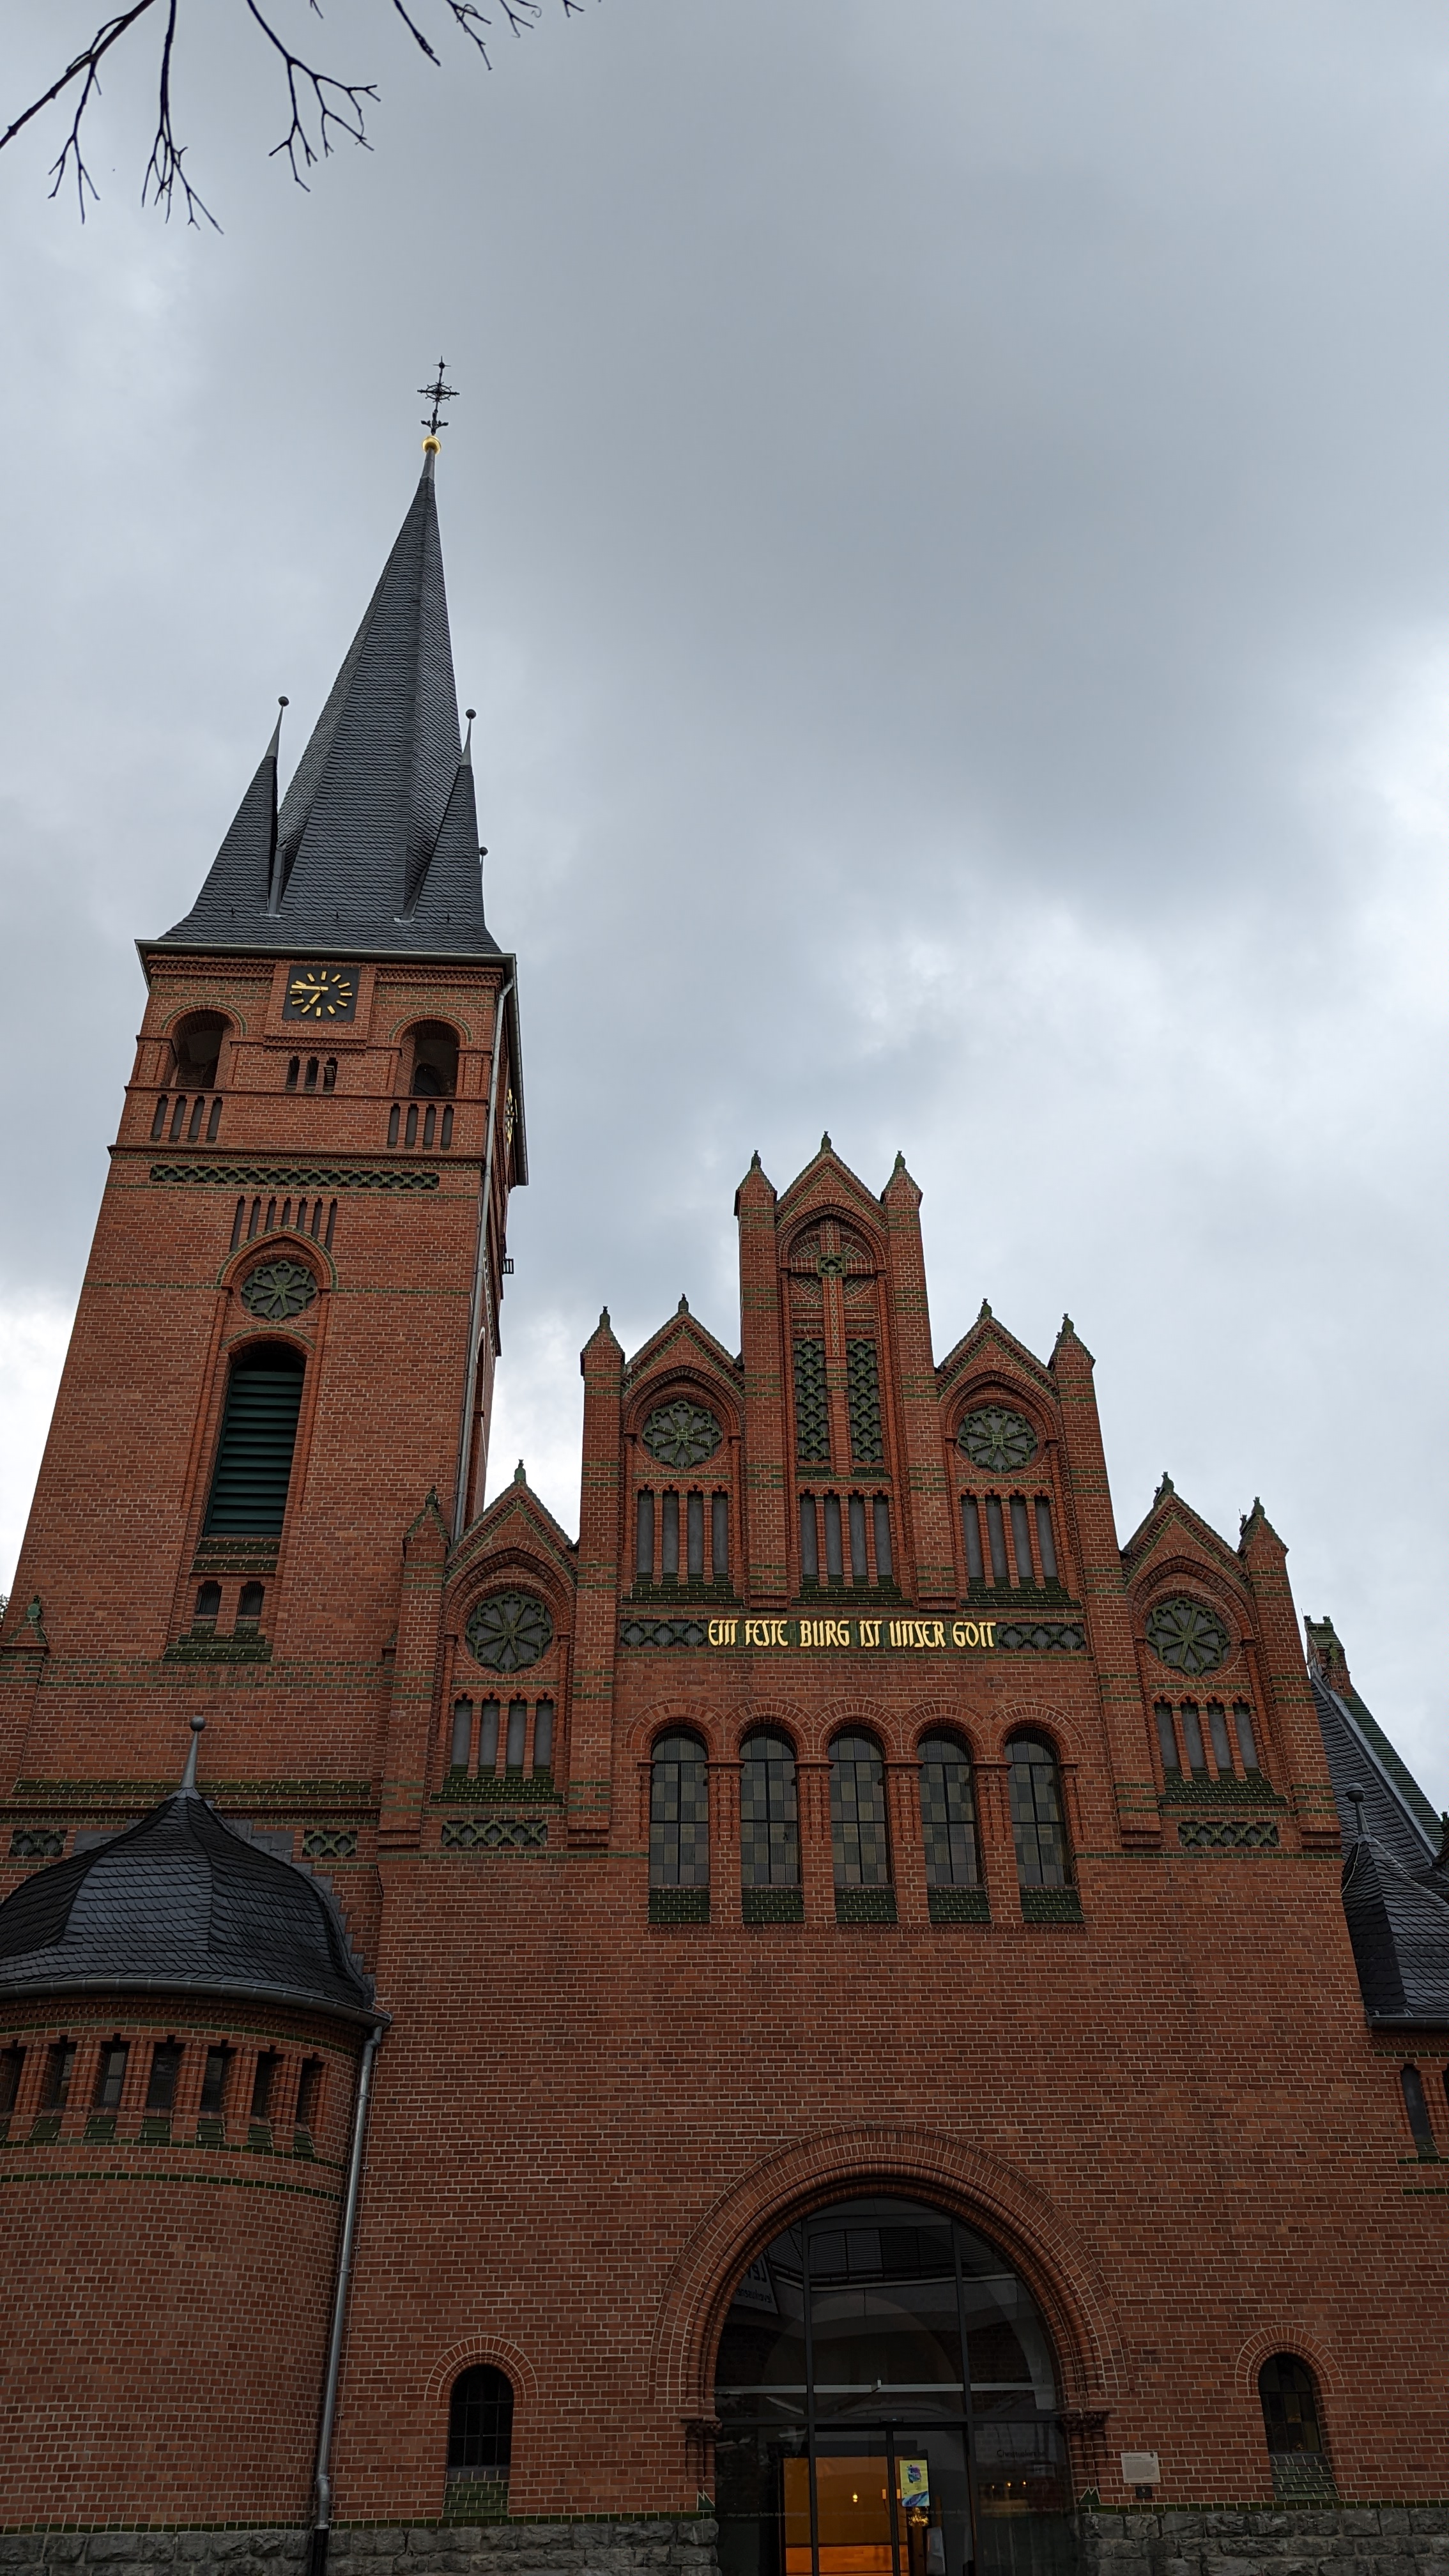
[453, 974, 514, 1542]
[309, 2021, 383, 2576]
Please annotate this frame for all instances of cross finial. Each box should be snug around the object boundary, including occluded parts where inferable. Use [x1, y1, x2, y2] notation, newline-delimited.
[419, 357, 457, 442]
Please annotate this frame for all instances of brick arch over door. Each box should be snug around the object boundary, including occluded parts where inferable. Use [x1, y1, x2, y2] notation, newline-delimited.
[648, 2123, 1128, 2419]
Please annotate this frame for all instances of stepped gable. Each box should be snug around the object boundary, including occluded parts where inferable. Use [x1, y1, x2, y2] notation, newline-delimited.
[157, 449, 496, 960]
[0, 1781, 377, 2025]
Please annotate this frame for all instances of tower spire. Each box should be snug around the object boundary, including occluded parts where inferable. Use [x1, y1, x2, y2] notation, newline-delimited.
[158, 418, 496, 959]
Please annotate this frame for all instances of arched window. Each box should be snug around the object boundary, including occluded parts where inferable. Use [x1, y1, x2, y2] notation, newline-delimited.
[714, 2192, 1068, 2568]
[1258, 2354, 1334, 2499]
[918, 1736, 980, 1893]
[650, 1733, 710, 1892]
[204, 1342, 305, 1536]
[740, 1731, 800, 1921]
[171, 1011, 228, 1090]
[193, 1581, 222, 1627]
[831, 1734, 891, 1908]
[410, 1021, 459, 1098]
[1007, 1736, 1070, 1889]
[447, 2365, 514, 2495]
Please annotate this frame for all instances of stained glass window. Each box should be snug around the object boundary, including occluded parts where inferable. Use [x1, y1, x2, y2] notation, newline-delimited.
[740, 1731, 799, 1889]
[831, 1735, 891, 1889]
[1007, 1738, 1069, 1890]
[917, 1736, 979, 1889]
[650, 1732, 710, 1889]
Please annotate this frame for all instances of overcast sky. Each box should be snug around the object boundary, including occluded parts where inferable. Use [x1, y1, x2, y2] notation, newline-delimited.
[1, 0, 1445, 1806]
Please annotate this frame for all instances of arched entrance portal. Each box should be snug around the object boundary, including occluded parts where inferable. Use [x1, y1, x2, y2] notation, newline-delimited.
[714, 2195, 1073, 2576]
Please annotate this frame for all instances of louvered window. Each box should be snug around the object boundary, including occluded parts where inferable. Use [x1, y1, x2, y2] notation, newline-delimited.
[204, 1344, 305, 1535]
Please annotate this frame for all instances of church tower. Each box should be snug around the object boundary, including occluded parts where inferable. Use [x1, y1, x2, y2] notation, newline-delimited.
[0, 441, 521, 2531]
[1, 438, 523, 1802]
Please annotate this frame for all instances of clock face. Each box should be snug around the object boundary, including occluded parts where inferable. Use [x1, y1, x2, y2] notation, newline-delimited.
[283, 964, 359, 1023]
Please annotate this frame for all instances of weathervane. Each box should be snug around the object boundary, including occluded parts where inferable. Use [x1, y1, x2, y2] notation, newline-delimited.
[419, 358, 457, 440]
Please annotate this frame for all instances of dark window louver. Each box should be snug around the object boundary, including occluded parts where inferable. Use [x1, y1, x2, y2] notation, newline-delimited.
[204, 1349, 305, 1535]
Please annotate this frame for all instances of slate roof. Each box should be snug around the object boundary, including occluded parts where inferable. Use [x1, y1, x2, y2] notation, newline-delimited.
[157, 453, 497, 960]
[1309, 1664, 1449, 2028]
[0, 1786, 378, 2025]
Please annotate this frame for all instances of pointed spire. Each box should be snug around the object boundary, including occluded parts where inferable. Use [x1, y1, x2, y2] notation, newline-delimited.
[180, 1713, 206, 1796]
[164, 707, 282, 937]
[160, 458, 494, 957]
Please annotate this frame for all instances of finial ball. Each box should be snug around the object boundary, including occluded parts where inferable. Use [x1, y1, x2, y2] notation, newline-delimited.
[466, 708, 476, 721]
[278, 694, 289, 709]
[423, 434, 441, 455]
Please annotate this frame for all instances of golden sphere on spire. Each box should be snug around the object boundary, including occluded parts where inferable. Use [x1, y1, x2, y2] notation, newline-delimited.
[422, 434, 441, 455]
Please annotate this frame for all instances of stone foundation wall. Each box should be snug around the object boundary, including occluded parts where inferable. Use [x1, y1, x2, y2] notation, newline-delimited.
[1080, 2506, 1449, 2574]
[3, 2511, 1448, 2576]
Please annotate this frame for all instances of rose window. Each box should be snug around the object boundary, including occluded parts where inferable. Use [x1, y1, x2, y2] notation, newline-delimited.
[466, 1590, 554, 1674]
[957, 1406, 1038, 1471]
[642, 1401, 722, 1470]
[240, 1261, 318, 1321]
[1146, 1596, 1230, 1677]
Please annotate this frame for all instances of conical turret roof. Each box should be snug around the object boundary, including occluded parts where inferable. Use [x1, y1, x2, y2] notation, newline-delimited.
[0, 1786, 378, 2025]
[158, 452, 497, 958]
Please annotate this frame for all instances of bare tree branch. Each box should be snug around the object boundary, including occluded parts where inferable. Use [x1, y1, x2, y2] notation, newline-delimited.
[142, 0, 220, 228]
[1, 0, 592, 222]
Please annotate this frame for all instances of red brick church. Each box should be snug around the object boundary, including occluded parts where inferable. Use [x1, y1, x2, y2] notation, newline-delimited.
[1, 444, 1445, 2576]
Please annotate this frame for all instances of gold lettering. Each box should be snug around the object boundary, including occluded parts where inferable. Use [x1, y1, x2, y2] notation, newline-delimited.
[951, 1621, 967, 1648]
[861, 1619, 881, 1648]
[983, 1621, 995, 1648]
[708, 1619, 738, 1648]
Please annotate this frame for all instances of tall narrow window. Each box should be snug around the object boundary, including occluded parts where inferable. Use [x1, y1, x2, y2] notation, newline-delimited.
[1155, 1703, 1181, 1775]
[146, 2044, 182, 2114]
[636, 1490, 655, 1582]
[45, 2042, 75, 2110]
[740, 1732, 799, 1888]
[295, 2059, 324, 2135]
[1009, 1496, 1035, 1584]
[194, 1581, 222, 1626]
[961, 1495, 984, 1583]
[1258, 2356, 1333, 2498]
[1233, 1701, 1260, 1770]
[322, 1057, 337, 1092]
[845, 1340, 883, 1464]
[793, 1340, 830, 1464]
[661, 1490, 680, 1579]
[848, 1493, 868, 1579]
[152, 1096, 169, 1138]
[204, 1342, 305, 1536]
[532, 1700, 555, 1773]
[236, 1583, 264, 1627]
[1179, 1702, 1207, 1774]
[831, 1735, 891, 1888]
[0, 2049, 26, 2119]
[250, 2053, 278, 2121]
[687, 1491, 705, 1580]
[93, 2044, 129, 2112]
[450, 1698, 473, 1770]
[478, 1701, 500, 1773]
[1008, 1737, 1070, 1889]
[286, 1057, 300, 1091]
[823, 1492, 844, 1579]
[1401, 2065, 1438, 2159]
[872, 1496, 893, 1581]
[1034, 1496, 1059, 1582]
[799, 1494, 819, 1581]
[505, 1701, 528, 1770]
[199, 2047, 231, 2118]
[304, 1057, 319, 1092]
[650, 1733, 710, 1889]
[918, 1736, 979, 1888]
[448, 2365, 514, 2486]
[1206, 1701, 1234, 1773]
[710, 1493, 730, 1583]
[985, 1494, 1009, 1584]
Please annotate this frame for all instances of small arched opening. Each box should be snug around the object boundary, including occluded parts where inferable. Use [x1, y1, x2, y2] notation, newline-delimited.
[1257, 2354, 1335, 2501]
[170, 1012, 229, 1091]
[408, 1022, 459, 1097]
[445, 2364, 514, 2518]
